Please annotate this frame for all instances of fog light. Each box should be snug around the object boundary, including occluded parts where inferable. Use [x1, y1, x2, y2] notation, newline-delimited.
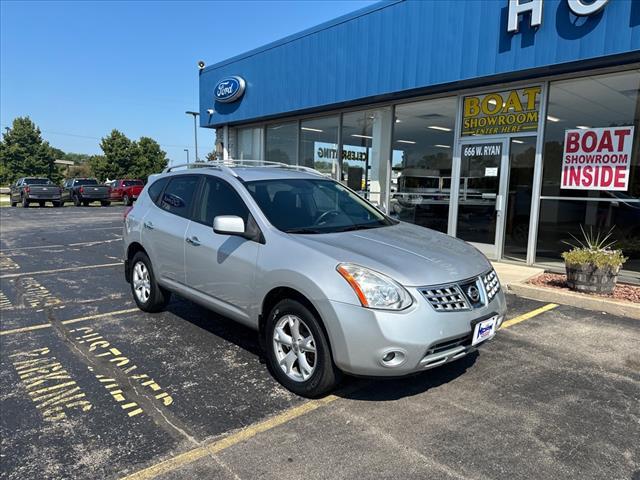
[380, 350, 406, 367]
[496, 315, 504, 329]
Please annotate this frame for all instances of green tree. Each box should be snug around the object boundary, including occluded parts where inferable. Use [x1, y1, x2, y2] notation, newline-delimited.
[97, 130, 167, 181]
[0, 117, 57, 185]
[98, 129, 137, 181]
[130, 137, 168, 181]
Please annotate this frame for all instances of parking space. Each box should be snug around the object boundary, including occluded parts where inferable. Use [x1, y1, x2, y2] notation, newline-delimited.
[1, 206, 639, 480]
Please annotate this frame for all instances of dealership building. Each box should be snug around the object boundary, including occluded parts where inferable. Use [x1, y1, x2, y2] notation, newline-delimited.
[199, 0, 640, 278]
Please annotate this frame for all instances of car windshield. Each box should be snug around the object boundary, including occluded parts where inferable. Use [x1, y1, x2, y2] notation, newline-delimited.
[123, 180, 143, 186]
[75, 179, 98, 186]
[245, 178, 396, 234]
[24, 178, 51, 185]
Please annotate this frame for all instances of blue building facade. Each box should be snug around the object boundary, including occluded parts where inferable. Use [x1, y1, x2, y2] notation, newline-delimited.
[199, 0, 640, 276]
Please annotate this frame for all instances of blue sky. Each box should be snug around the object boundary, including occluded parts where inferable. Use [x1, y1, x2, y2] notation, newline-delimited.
[0, 0, 376, 163]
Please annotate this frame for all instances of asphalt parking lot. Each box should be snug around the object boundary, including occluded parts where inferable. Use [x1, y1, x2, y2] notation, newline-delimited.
[1, 206, 638, 480]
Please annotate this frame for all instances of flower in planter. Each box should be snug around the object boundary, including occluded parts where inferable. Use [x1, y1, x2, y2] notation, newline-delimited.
[561, 226, 627, 295]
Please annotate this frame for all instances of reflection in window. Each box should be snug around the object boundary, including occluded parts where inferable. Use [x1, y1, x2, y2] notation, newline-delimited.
[538, 70, 640, 273]
[542, 69, 640, 200]
[299, 116, 340, 179]
[266, 122, 297, 165]
[536, 198, 640, 274]
[237, 127, 263, 160]
[391, 97, 456, 232]
[504, 137, 536, 262]
[341, 108, 393, 210]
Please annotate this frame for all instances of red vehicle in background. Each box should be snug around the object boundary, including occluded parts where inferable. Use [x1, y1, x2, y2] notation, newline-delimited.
[109, 179, 144, 206]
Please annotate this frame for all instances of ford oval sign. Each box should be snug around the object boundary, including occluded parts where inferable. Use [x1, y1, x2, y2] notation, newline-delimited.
[214, 76, 246, 103]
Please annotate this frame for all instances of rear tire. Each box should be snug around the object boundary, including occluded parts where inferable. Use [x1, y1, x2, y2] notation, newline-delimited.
[265, 299, 341, 398]
[21, 196, 29, 208]
[38, 201, 45, 208]
[130, 252, 170, 313]
[101, 201, 111, 207]
[82, 201, 90, 207]
[10, 201, 17, 207]
[53, 201, 62, 208]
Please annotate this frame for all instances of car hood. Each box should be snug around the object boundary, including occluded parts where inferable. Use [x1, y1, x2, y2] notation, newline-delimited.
[292, 222, 491, 286]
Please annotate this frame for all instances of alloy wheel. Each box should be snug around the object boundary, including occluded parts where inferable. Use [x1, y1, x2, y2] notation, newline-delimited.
[272, 314, 317, 382]
[132, 261, 151, 304]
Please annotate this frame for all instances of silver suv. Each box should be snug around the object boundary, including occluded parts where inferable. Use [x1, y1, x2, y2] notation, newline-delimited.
[124, 161, 506, 397]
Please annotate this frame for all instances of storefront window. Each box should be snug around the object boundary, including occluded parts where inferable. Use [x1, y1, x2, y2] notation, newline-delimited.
[537, 70, 640, 273]
[237, 127, 263, 160]
[503, 137, 536, 262]
[391, 97, 456, 232]
[541, 70, 639, 200]
[266, 122, 298, 165]
[341, 107, 392, 210]
[299, 116, 340, 178]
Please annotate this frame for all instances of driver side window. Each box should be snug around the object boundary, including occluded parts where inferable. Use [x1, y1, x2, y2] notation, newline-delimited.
[195, 177, 250, 227]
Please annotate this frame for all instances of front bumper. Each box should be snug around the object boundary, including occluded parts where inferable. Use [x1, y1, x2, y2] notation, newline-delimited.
[317, 288, 507, 377]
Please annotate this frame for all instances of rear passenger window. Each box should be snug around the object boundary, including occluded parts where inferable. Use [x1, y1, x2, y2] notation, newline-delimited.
[159, 176, 200, 218]
[148, 177, 168, 204]
[195, 177, 250, 226]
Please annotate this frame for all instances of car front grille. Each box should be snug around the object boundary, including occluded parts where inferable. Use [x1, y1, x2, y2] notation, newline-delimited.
[425, 334, 472, 355]
[419, 285, 470, 312]
[420, 268, 501, 312]
[483, 269, 500, 301]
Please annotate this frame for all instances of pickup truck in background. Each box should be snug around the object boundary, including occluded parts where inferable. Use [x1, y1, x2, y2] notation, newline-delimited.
[109, 179, 144, 205]
[61, 178, 111, 207]
[10, 177, 62, 208]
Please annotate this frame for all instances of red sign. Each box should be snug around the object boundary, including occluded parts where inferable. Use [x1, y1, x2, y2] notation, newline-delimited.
[561, 126, 634, 191]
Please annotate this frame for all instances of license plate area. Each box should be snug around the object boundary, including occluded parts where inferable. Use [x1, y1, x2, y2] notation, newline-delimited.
[471, 315, 497, 346]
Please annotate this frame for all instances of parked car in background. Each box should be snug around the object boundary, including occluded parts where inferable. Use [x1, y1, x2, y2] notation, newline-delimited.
[109, 179, 144, 205]
[10, 177, 62, 208]
[61, 178, 111, 207]
[123, 162, 506, 397]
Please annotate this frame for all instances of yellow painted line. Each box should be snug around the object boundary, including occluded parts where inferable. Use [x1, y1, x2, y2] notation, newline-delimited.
[0, 262, 122, 279]
[0, 308, 139, 336]
[120, 395, 338, 480]
[501, 303, 559, 329]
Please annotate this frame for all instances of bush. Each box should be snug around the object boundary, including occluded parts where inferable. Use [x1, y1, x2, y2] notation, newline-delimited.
[561, 248, 627, 269]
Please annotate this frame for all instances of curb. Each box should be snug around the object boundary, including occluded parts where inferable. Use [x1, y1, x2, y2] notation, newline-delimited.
[507, 282, 640, 320]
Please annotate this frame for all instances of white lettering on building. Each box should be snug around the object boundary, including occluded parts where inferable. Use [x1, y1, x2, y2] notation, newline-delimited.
[507, 0, 610, 33]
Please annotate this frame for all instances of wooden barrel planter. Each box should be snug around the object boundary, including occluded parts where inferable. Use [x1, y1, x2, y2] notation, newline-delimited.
[565, 263, 619, 294]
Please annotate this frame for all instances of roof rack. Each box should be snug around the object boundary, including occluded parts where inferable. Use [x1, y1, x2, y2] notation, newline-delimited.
[162, 159, 324, 177]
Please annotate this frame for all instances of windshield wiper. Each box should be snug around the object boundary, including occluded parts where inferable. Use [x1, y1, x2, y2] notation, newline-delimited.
[334, 223, 385, 232]
[284, 227, 324, 234]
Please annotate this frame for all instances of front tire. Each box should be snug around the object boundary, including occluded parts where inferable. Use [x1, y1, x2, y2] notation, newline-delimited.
[130, 252, 170, 313]
[265, 299, 340, 398]
[53, 201, 62, 208]
[38, 201, 45, 208]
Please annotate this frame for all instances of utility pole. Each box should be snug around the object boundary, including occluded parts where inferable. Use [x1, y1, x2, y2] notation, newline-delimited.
[185, 111, 199, 162]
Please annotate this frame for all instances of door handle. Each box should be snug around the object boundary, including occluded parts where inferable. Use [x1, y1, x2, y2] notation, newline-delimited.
[143, 221, 154, 230]
[186, 236, 201, 246]
[495, 195, 504, 213]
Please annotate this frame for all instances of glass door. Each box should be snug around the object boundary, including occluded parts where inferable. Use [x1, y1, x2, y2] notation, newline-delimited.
[456, 138, 509, 259]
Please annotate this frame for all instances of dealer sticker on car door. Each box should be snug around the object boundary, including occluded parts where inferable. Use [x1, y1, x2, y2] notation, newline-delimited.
[472, 316, 497, 346]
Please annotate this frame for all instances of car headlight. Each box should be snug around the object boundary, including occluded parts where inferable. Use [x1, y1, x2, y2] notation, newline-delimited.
[336, 263, 413, 310]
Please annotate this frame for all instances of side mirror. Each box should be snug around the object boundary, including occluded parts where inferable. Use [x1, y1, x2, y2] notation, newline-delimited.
[213, 215, 245, 236]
